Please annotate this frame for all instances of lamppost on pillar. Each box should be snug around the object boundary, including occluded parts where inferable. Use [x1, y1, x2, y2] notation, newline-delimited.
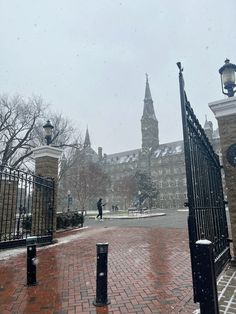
[219, 59, 236, 97]
[209, 58, 236, 262]
[43, 120, 54, 145]
[32, 121, 63, 239]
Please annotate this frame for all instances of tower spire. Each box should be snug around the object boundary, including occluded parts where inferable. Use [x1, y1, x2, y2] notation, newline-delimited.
[84, 127, 91, 148]
[141, 75, 159, 151]
[142, 74, 156, 117]
[144, 73, 152, 100]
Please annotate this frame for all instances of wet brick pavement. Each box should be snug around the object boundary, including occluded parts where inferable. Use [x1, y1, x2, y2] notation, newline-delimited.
[218, 265, 236, 313]
[0, 226, 198, 314]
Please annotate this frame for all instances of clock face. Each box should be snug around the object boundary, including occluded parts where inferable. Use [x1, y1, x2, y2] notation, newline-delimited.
[226, 143, 236, 167]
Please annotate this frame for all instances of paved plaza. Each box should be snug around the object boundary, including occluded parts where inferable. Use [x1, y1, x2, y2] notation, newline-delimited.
[0, 211, 235, 313]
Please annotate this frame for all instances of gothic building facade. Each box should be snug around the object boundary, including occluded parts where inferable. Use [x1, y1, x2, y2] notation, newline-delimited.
[77, 76, 220, 210]
[98, 76, 220, 210]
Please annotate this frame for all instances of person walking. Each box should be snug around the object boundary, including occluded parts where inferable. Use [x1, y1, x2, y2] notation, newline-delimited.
[96, 198, 105, 221]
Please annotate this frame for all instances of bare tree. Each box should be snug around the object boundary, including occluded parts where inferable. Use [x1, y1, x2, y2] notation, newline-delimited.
[32, 112, 83, 176]
[0, 95, 44, 168]
[61, 150, 110, 211]
[0, 94, 82, 170]
[113, 175, 138, 207]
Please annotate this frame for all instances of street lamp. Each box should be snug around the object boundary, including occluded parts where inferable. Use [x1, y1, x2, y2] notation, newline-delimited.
[219, 59, 236, 97]
[43, 120, 54, 145]
[67, 190, 72, 212]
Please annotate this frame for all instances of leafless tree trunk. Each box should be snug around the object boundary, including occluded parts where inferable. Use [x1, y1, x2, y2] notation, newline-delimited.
[0, 94, 82, 170]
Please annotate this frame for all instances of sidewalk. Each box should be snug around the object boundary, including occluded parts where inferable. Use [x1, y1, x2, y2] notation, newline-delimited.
[0, 225, 235, 313]
[0, 226, 197, 313]
[218, 264, 236, 313]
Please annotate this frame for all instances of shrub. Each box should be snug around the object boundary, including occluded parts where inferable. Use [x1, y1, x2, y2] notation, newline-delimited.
[22, 216, 32, 231]
[56, 211, 84, 230]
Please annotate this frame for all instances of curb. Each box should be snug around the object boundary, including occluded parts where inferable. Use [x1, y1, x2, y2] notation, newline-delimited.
[89, 213, 166, 219]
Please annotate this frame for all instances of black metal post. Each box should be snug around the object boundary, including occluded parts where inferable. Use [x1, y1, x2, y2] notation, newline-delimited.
[26, 236, 38, 286]
[81, 210, 85, 228]
[93, 243, 110, 306]
[194, 240, 219, 314]
[67, 194, 70, 212]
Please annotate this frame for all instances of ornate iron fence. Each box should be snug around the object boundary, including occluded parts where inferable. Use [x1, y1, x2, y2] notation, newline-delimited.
[0, 166, 54, 249]
[177, 63, 231, 300]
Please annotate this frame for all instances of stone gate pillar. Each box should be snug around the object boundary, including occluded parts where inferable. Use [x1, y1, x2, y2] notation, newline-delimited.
[209, 96, 236, 259]
[32, 146, 63, 235]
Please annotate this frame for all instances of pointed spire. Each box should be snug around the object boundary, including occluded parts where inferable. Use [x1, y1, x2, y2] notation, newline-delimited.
[141, 74, 159, 151]
[204, 115, 211, 129]
[144, 73, 152, 100]
[142, 74, 156, 118]
[84, 127, 91, 148]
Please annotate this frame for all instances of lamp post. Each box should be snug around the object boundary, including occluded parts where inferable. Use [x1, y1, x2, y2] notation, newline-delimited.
[67, 190, 72, 212]
[209, 58, 236, 259]
[219, 59, 236, 97]
[43, 120, 54, 145]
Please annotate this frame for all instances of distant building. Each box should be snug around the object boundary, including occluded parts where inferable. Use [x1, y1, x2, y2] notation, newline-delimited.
[68, 76, 220, 210]
[98, 75, 220, 209]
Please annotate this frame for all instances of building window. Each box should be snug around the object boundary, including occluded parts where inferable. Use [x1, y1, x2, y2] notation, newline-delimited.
[175, 179, 178, 187]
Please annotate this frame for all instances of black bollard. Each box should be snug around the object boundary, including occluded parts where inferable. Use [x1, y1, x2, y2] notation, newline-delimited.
[26, 236, 38, 286]
[93, 243, 110, 306]
[194, 239, 219, 314]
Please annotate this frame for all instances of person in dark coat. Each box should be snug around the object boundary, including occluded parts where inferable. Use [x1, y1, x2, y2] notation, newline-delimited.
[96, 198, 105, 220]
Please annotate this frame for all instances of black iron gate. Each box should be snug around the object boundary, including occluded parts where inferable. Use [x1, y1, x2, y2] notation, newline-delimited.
[177, 63, 231, 299]
[0, 166, 54, 249]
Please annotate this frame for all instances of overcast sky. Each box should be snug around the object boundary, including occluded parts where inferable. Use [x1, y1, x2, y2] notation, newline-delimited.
[0, 0, 236, 154]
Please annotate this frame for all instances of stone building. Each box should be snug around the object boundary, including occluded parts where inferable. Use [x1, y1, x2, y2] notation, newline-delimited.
[64, 76, 220, 211]
[97, 76, 220, 210]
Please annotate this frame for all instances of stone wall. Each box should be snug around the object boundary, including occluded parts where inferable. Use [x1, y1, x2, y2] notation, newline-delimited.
[218, 114, 236, 255]
[34, 156, 58, 233]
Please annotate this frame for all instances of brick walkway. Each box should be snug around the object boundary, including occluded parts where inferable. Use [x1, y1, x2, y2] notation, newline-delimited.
[218, 265, 236, 313]
[0, 226, 198, 314]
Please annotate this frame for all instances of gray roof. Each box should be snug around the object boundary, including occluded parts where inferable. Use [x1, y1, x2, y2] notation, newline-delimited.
[106, 140, 184, 165]
[153, 141, 184, 158]
[106, 148, 140, 164]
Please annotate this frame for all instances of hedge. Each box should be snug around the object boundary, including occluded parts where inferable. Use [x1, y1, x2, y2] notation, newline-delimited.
[21, 211, 84, 231]
[56, 211, 84, 229]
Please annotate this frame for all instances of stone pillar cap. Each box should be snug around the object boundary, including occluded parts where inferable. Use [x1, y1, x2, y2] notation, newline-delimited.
[209, 96, 236, 118]
[32, 146, 63, 159]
